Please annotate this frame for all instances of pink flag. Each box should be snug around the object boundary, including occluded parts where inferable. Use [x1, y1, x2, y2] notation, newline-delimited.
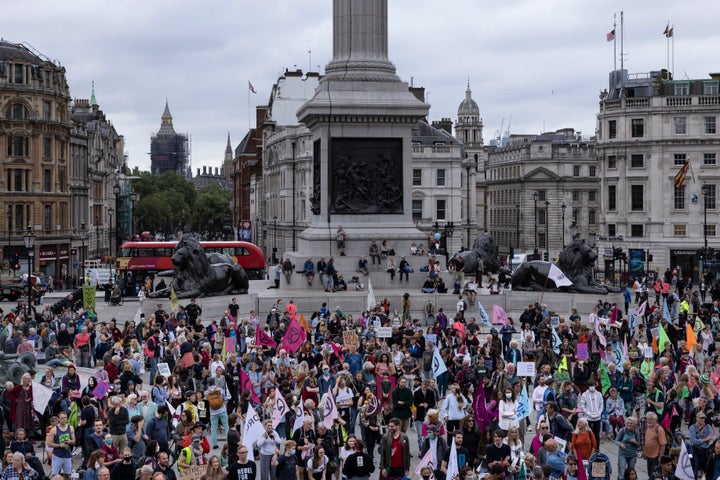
[576, 447, 587, 480]
[280, 318, 307, 354]
[636, 300, 647, 317]
[272, 387, 289, 429]
[255, 327, 277, 348]
[473, 384, 492, 432]
[321, 392, 338, 429]
[610, 305, 618, 324]
[330, 341, 344, 362]
[491, 304, 509, 325]
[240, 368, 261, 404]
[415, 449, 437, 479]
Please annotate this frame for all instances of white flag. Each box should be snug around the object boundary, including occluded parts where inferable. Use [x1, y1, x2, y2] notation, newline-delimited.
[548, 263, 573, 287]
[675, 440, 694, 480]
[446, 437, 459, 480]
[414, 448, 436, 480]
[272, 387, 289, 429]
[242, 403, 265, 462]
[367, 278, 376, 311]
[432, 346, 447, 379]
[321, 391, 338, 429]
[292, 405, 304, 434]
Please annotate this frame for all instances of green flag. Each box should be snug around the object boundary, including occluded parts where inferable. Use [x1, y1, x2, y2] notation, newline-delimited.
[658, 323, 671, 353]
[517, 462, 526, 480]
[599, 360, 612, 395]
[82, 285, 96, 310]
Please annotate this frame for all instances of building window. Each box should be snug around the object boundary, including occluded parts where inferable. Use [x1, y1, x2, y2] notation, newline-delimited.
[436, 169, 446, 186]
[14, 205, 24, 231]
[539, 209, 547, 225]
[608, 120, 617, 139]
[572, 208, 579, 224]
[630, 224, 644, 237]
[44, 205, 52, 231]
[43, 102, 51, 121]
[6, 103, 29, 120]
[13, 64, 24, 84]
[411, 199, 422, 220]
[704, 185, 717, 209]
[573, 165, 580, 176]
[538, 233, 546, 249]
[608, 185, 617, 211]
[608, 224, 616, 236]
[589, 166, 597, 177]
[631, 118, 644, 138]
[705, 153, 717, 165]
[412, 169, 422, 186]
[58, 169, 66, 193]
[436, 199, 446, 220]
[7, 136, 29, 157]
[674, 153, 687, 166]
[630, 154, 644, 168]
[674, 82, 689, 95]
[572, 191, 580, 202]
[538, 190, 547, 201]
[674, 185, 685, 210]
[44, 138, 52, 158]
[674, 117, 687, 135]
[13, 170, 23, 192]
[44, 170, 52, 192]
[673, 224, 686, 236]
[705, 116, 717, 134]
[607, 155, 617, 169]
[706, 225, 717, 237]
[704, 82, 719, 95]
[588, 190, 597, 202]
[588, 208, 596, 225]
[631, 185, 644, 211]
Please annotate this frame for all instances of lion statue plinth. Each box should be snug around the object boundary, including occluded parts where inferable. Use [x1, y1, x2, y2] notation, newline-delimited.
[150, 233, 250, 298]
[511, 239, 621, 294]
[453, 233, 502, 274]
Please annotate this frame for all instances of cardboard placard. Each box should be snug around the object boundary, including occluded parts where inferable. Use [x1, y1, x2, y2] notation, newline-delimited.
[158, 363, 172, 378]
[591, 461, 606, 478]
[576, 343, 589, 360]
[377, 327, 392, 338]
[178, 465, 204, 480]
[342, 330, 359, 349]
[516, 362, 536, 377]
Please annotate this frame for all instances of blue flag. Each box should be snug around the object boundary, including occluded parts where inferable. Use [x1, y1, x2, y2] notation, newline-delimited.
[629, 311, 637, 332]
[478, 300, 491, 327]
[662, 297, 671, 321]
[516, 383, 531, 420]
[551, 326, 561, 355]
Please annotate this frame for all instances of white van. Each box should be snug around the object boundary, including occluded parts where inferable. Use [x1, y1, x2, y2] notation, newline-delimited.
[510, 254, 528, 272]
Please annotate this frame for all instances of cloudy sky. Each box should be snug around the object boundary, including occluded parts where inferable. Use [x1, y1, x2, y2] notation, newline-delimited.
[5, 0, 719, 172]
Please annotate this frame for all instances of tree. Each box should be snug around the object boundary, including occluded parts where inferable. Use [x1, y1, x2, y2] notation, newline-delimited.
[132, 171, 197, 237]
[190, 184, 232, 239]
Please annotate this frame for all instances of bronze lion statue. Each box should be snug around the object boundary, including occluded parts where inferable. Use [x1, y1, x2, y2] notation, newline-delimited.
[511, 239, 621, 294]
[453, 233, 502, 274]
[150, 233, 250, 298]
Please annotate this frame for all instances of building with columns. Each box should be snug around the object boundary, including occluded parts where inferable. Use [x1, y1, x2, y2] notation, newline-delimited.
[485, 129, 598, 262]
[596, 68, 720, 281]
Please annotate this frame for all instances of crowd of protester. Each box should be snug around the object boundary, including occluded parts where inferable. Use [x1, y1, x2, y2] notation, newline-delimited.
[0, 267, 716, 480]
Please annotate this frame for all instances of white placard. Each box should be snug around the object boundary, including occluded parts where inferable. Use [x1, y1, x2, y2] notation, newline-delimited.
[32, 381, 54, 414]
[377, 327, 392, 338]
[158, 363, 171, 377]
[516, 362, 536, 377]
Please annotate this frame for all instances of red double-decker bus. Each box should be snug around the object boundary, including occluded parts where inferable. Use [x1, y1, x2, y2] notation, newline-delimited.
[117, 240, 266, 292]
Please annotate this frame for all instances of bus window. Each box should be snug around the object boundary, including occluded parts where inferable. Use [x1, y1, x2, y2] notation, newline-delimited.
[232, 247, 249, 256]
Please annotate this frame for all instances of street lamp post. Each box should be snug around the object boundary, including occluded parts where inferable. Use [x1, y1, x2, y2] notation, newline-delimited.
[532, 192, 539, 256]
[80, 220, 87, 285]
[561, 202, 566, 247]
[272, 215, 278, 264]
[113, 182, 121, 254]
[130, 190, 137, 239]
[6, 207, 11, 261]
[23, 225, 35, 306]
[108, 207, 114, 259]
[702, 185, 709, 277]
[95, 216, 100, 260]
[544, 200, 550, 261]
[291, 142, 296, 252]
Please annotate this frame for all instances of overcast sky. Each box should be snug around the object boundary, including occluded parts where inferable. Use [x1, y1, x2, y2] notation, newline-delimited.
[5, 0, 719, 173]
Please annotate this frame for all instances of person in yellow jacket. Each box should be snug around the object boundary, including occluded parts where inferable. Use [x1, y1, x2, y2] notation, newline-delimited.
[177, 434, 206, 472]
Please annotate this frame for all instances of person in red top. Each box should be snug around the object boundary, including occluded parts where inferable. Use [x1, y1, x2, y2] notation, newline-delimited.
[105, 355, 121, 383]
[285, 300, 298, 321]
[180, 422, 211, 454]
[379, 418, 410, 478]
[74, 325, 92, 368]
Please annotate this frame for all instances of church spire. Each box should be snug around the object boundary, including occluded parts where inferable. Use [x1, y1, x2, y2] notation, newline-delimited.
[224, 131, 233, 163]
[158, 99, 176, 135]
[90, 81, 97, 106]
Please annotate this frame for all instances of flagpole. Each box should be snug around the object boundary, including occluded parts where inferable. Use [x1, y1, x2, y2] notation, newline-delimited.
[666, 21, 670, 72]
[672, 27, 675, 76]
[620, 11, 624, 70]
[613, 13, 617, 72]
[247, 85, 251, 131]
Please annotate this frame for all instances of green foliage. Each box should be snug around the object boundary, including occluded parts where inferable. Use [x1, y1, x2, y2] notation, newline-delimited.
[131, 172, 198, 235]
[190, 184, 232, 239]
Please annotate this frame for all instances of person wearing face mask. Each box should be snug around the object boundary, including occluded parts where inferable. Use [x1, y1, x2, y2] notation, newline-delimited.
[178, 434, 207, 472]
[419, 424, 448, 480]
[573, 359, 591, 392]
[318, 363, 336, 397]
[110, 447, 136, 480]
[498, 388, 519, 433]
[273, 440, 298, 480]
[102, 433, 120, 468]
[578, 381, 604, 444]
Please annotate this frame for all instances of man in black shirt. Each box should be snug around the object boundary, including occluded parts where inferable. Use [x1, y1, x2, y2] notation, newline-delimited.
[228, 298, 240, 319]
[154, 451, 177, 480]
[484, 430, 511, 474]
[228, 446, 257, 480]
[442, 431, 470, 473]
[342, 439, 375, 480]
[185, 299, 202, 326]
[413, 379, 437, 450]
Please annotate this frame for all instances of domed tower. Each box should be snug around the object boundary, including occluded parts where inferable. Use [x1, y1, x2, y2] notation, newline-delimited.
[455, 82, 483, 147]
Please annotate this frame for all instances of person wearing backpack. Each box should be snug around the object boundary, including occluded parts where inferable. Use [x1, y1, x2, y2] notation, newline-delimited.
[614, 416, 639, 480]
[642, 412, 667, 477]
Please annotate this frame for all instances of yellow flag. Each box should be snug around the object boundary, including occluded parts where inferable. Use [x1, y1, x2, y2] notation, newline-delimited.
[558, 355, 568, 373]
[169, 287, 178, 313]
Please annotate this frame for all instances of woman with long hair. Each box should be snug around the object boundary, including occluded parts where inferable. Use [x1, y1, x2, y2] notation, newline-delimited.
[167, 375, 183, 408]
[306, 445, 328, 480]
[200, 455, 226, 480]
[460, 415, 481, 468]
[570, 418, 597, 460]
[84, 450, 105, 480]
[503, 426, 525, 480]
[498, 387, 518, 433]
[441, 384, 467, 441]
[260, 361, 276, 400]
